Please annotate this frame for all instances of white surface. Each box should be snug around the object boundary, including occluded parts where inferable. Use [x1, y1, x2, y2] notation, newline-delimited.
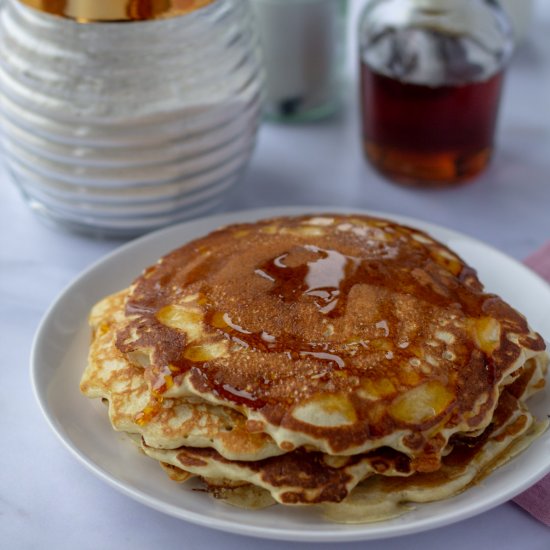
[31, 207, 550, 543]
[2, 0, 550, 548]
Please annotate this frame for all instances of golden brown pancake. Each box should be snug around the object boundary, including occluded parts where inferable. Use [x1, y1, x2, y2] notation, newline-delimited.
[115, 214, 547, 470]
[140, 388, 543, 512]
[142, 442, 415, 505]
[80, 213, 548, 521]
[81, 291, 283, 461]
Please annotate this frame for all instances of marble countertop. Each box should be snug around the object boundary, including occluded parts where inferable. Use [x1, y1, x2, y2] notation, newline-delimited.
[1, 1, 549, 548]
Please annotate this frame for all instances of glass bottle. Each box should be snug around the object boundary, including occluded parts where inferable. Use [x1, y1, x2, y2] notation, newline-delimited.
[358, 0, 514, 187]
[0, 0, 263, 236]
[250, 0, 347, 122]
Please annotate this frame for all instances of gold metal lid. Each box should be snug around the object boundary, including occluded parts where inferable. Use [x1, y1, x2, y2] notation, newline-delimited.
[19, 0, 217, 22]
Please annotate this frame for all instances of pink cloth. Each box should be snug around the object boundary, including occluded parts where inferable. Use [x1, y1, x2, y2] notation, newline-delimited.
[511, 242, 550, 526]
[524, 240, 550, 275]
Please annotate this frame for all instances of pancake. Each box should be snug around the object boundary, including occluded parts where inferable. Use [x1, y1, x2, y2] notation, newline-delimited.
[80, 213, 548, 522]
[81, 291, 283, 461]
[322, 397, 547, 523]
[133, 358, 546, 511]
[142, 442, 415, 505]
[115, 214, 547, 470]
[140, 389, 544, 511]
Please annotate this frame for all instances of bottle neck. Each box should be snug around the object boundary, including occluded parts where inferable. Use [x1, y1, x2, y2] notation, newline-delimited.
[360, 0, 513, 86]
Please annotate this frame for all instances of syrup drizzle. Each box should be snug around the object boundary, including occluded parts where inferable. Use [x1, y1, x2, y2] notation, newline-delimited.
[300, 351, 346, 369]
[119, 218, 506, 420]
[258, 245, 361, 317]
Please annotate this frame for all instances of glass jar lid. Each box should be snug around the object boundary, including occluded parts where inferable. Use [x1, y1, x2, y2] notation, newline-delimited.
[18, 0, 216, 22]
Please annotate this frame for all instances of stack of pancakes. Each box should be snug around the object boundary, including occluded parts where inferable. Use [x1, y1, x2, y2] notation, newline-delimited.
[80, 214, 548, 522]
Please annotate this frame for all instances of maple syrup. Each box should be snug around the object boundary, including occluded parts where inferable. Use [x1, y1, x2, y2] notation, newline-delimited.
[360, 65, 505, 186]
[117, 216, 492, 418]
[357, 0, 514, 187]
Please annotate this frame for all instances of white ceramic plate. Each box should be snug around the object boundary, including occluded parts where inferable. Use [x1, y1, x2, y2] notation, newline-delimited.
[31, 207, 550, 543]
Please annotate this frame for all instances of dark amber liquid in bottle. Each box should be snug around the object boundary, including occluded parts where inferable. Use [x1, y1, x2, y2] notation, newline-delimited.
[360, 63, 504, 187]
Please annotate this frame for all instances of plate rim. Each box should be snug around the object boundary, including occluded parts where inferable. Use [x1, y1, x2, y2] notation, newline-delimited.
[30, 205, 550, 542]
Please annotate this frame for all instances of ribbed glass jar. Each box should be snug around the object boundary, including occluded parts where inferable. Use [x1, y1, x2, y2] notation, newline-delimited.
[0, 0, 263, 236]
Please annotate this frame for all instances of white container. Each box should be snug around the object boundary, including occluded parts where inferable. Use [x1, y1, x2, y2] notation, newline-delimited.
[0, 0, 263, 236]
[499, 0, 534, 43]
[250, 0, 346, 121]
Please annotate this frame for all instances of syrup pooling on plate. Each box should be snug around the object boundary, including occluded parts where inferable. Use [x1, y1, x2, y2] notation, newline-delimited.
[115, 215, 546, 461]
